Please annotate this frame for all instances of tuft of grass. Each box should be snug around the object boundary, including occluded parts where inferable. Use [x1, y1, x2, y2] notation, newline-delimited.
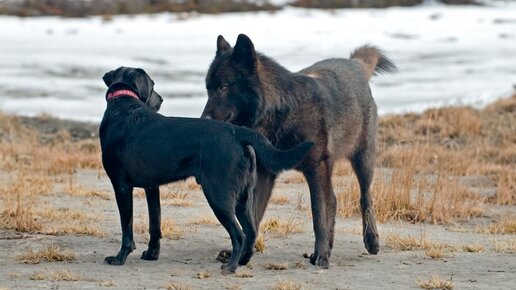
[386, 233, 456, 259]
[135, 217, 183, 240]
[187, 214, 218, 226]
[16, 244, 77, 264]
[490, 237, 516, 253]
[98, 280, 117, 287]
[254, 235, 266, 253]
[415, 273, 454, 290]
[30, 269, 83, 282]
[234, 269, 254, 278]
[165, 282, 192, 290]
[264, 262, 289, 270]
[261, 217, 303, 237]
[195, 270, 211, 279]
[270, 194, 290, 205]
[478, 217, 516, 235]
[462, 244, 484, 253]
[273, 278, 303, 290]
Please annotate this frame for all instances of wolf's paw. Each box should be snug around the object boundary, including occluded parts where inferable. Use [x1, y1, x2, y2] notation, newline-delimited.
[216, 249, 231, 263]
[364, 231, 379, 255]
[304, 252, 329, 269]
[141, 248, 160, 260]
[104, 255, 126, 266]
[220, 264, 237, 275]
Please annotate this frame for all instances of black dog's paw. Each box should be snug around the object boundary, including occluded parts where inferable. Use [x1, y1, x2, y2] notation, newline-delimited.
[364, 231, 379, 255]
[141, 250, 159, 261]
[220, 264, 237, 275]
[306, 253, 329, 269]
[104, 256, 125, 266]
[216, 250, 231, 263]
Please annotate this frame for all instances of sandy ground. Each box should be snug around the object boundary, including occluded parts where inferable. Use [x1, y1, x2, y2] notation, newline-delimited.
[0, 167, 514, 290]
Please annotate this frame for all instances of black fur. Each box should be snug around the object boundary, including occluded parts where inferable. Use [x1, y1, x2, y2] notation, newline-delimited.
[202, 34, 397, 268]
[100, 67, 313, 274]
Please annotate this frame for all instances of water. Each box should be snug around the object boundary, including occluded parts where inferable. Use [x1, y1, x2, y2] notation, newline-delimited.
[0, 4, 515, 122]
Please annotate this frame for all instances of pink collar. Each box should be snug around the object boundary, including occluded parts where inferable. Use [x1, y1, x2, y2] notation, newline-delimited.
[106, 89, 139, 101]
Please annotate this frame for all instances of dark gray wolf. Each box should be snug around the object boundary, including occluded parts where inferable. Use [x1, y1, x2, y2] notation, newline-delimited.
[201, 34, 397, 268]
[100, 67, 313, 274]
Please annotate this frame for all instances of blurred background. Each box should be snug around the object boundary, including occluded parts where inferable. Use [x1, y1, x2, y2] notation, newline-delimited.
[0, 0, 515, 121]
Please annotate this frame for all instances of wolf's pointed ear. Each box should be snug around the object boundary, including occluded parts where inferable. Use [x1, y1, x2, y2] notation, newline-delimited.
[232, 34, 256, 68]
[216, 35, 231, 57]
[102, 70, 115, 87]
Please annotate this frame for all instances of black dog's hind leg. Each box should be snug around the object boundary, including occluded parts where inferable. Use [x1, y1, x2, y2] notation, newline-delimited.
[105, 180, 135, 265]
[216, 167, 276, 264]
[141, 187, 162, 260]
[303, 159, 336, 269]
[204, 185, 244, 274]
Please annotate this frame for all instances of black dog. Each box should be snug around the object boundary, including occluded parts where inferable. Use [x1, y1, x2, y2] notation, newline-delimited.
[202, 34, 396, 268]
[100, 67, 313, 274]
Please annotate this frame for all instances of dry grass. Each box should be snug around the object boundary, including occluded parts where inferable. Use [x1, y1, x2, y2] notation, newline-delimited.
[478, 217, 516, 234]
[30, 269, 83, 282]
[490, 237, 516, 253]
[195, 270, 212, 279]
[187, 214, 218, 226]
[166, 282, 192, 290]
[462, 243, 484, 253]
[135, 217, 184, 240]
[234, 269, 254, 278]
[264, 262, 289, 270]
[270, 194, 290, 205]
[255, 235, 266, 253]
[260, 217, 303, 237]
[386, 233, 456, 259]
[16, 244, 76, 264]
[273, 278, 303, 290]
[415, 273, 454, 290]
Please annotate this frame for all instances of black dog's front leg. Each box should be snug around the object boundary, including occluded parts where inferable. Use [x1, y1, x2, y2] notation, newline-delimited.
[105, 181, 135, 265]
[141, 187, 161, 260]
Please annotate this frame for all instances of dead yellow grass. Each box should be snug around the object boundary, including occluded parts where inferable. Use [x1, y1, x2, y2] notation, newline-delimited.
[187, 214, 218, 226]
[270, 194, 290, 205]
[462, 243, 484, 253]
[30, 269, 83, 282]
[490, 237, 516, 253]
[273, 278, 303, 290]
[260, 217, 303, 237]
[386, 233, 456, 259]
[254, 235, 266, 253]
[166, 282, 192, 290]
[234, 269, 254, 278]
[478, 217, 516, 234]
[264, 262, 289, 270]
[415, 273, 454, 290]
[135, 217, 183, 240]
[16, 244, 76, 264]
[195, 270, 212, 279]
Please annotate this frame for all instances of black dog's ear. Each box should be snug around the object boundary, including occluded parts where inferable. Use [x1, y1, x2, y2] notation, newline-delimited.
[133, 68, 155, 102]
[102, 70, 116, 87]
[216, 35, 232, 57]
[147, 91, 163, 112]
[232, 34, 257, 68]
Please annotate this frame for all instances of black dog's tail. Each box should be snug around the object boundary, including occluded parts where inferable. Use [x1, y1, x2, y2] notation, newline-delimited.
[237, 129, 313, 174]
[350, 44, 397, 80]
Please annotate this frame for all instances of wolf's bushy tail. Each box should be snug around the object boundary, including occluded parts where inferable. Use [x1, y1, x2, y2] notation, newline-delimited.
[350, 45, 397, 80]
[237, 129, 313, 173]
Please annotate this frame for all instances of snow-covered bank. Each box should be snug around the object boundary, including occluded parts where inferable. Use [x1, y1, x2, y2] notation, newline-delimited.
[0, 4, 515, 122]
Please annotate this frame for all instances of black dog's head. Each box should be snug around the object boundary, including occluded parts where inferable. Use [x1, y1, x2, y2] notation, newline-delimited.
[102, 67, 163, 112]
[201, 34, 264, 127]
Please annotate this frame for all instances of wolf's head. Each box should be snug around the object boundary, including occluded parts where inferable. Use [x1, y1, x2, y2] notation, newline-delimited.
[201, 34, 265, 127]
